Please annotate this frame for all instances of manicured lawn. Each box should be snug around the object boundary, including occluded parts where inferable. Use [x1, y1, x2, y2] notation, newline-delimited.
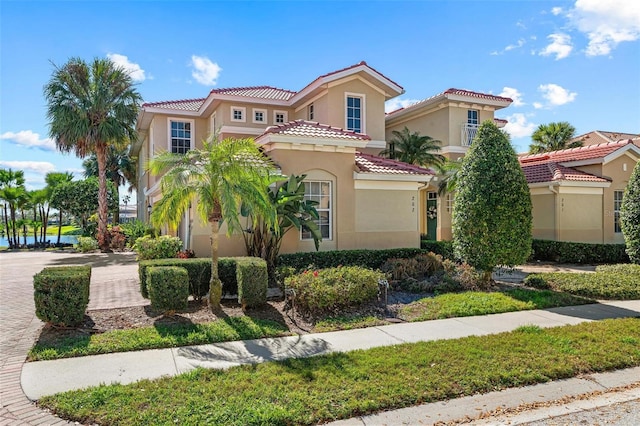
[400, 289, 593, 322]
[39, 318, 640, 426]
[526, 264, 640, 300]
[29, 317, 291, 361]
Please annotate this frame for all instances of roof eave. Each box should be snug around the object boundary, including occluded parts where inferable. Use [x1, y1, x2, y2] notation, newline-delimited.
[353, 171, 433, 183]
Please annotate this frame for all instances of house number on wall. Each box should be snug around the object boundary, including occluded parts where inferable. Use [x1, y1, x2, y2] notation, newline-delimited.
[411, 196, 415, 212]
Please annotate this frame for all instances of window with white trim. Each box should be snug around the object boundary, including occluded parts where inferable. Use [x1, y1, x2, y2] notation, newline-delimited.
[302, 181, 331, 240]
[308, 104, 314, 120]
[231, 106, 246, 122]
[346, 95, 363, 133]
[614, 190, 624, 233]
[169, 120, 192, 154]
[210, 113, 217, 135]
[274, 110, 287, 124]
[253, 108, 266, 124]
[446, 193, 455, 213]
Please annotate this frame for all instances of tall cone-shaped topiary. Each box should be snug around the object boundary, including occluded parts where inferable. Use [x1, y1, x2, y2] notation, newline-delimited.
[621, 161, 640, 264]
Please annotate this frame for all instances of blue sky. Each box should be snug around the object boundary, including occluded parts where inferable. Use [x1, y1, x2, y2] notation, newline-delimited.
[1, 0, 639, 200]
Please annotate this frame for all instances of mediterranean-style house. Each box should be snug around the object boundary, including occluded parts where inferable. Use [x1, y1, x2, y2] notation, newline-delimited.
[519, 140, 640, 244]
[132, 61, 513, 256]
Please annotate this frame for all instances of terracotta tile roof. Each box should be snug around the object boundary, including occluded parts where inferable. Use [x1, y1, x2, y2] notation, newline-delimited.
[493, 118, 508, 124]
[386, 88, 512, 117]
[209, 85, 296, 101]
[521, 162, 610, 184]
[142, 98, 206, 111]
[518, 140, 634, 165]
[355, 152, 434, 175]
[573, 130, 640, 147]
[260, 120, 371, 140]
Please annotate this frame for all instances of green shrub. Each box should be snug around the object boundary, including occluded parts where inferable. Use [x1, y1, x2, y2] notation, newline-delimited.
[381, 252, 444, 281]
[621, 161, 640, 263]
[139, 258, 238, 299]
[277, 248, 425, 272]
[147, 266, 189, 312]
[120, 220, 155, 247]
[530, 239, 629, 264]
[76, 236, 98, 252]
[595, 264, 640, 274]
[236, 257, 268, 309]
[285, 266, 383, 314]
[523, 275, 550, 289]
[420, 240, 455, 259]
[33, 266, 91, 326]
[133, 235, 183, 260]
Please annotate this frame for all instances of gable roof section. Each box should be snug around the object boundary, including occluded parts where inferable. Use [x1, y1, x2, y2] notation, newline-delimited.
[259, 120, 371, 141]
[355, 152, 434, 176]
[574, 130, 640, 146]
[208, 86, 296, 101]
[522, 162, 609, 184]
[518, 140, 637, 166]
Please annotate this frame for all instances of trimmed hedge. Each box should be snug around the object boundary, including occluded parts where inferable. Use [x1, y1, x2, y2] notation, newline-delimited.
[147, 266, 189, 312]
[530, 239, 629, 264]
[138, 258, 245, 299]
[133, 235, 183, 260]
[420, 240, 455, 259]
[236, 257, 268, 309]
[277, 248, 425, 271]
[285, 266, 384, 314]
[33, 266, 91, 327]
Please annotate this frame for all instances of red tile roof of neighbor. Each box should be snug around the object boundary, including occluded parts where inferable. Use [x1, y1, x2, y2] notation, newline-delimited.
[386, 88, 513, 116]
[521, 162, 610, 184]
[260, 120, 371, 140]
[142, 98, 206, 111]
[518, 140, 634, 165]
[355, 152, 434, 175]
[208, 85, 296, 101]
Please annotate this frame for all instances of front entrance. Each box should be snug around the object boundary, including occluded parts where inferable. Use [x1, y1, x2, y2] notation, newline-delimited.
[426, 192, 437, 240]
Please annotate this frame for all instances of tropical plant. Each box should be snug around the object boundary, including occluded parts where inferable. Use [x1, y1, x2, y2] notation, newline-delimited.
[83, 146, 137, 223]
[621, 161, 640, 263]
[44, 57, 142, 251]
[436, 158, 463, 196]
[242, 174, 322, 286]
[147, 136, 278, 308]
[529, 122, 582, 154]
[45, 172, 74, 245]
[0, 168, 27, 248]
[452, 121, 532, 282]
[380, 126, 445, 168]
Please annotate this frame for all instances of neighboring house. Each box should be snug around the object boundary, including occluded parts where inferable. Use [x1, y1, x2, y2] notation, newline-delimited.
[133, 62, 448, 257]
[519, 140, 640, 244]
[572, 130, 640, 147]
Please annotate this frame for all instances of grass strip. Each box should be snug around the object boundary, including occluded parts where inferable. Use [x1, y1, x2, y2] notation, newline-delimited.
[527, 266, 640, 300]
[400, 289, 593, 322]
[39, 318, 640, 426]
[29, 317, 290, 361]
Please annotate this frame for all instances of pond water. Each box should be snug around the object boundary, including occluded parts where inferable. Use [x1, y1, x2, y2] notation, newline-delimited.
[0, 235, 78, 247]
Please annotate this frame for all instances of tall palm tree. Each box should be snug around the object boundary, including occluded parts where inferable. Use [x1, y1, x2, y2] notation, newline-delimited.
[45, 172, 74, 245]
[147, 136, 278, 308]
[83, 146, 137, 223]
[380, 126, 445, 169]
[44, 57, 142, 251]
[0, 169, 27, 248]
[529, 122, 582, 154]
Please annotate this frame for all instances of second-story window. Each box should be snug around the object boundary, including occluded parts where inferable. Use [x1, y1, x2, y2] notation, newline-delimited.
[308, 103, 314, 120]
[231, 106, 246, 122]
[170, 120, 192, 154]
[468, 109, 479, 126]
[346, 95, 362, 133]
[465, 109, 479, 146]
[253, 108, 266, 124]
[274, 111, 287, 124]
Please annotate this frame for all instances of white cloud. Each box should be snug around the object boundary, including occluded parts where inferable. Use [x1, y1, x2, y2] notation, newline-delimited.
[569, 0, 640, 56]
[107, 53, 146, 82]
[533, 102, 544, 109]
[491, 38, 526, 55]
[539, 33, 573, 59]
[503, 113, 537, 138]
[551, 7, 563, 15]
[190, 55, 222, 86]
[498, 87, 525, 107]
[0, 161, 56, 175]
[538, 83, 577, 106]
[0, 130, 56, 151]
[384, 98, 420, 114]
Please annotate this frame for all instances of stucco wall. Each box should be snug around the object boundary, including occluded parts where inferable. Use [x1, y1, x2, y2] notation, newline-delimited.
[601, 155, 635, 243]
[326, 79, 386, 141]
[531, 192, 556, 240]
[556, 192, 603, 243]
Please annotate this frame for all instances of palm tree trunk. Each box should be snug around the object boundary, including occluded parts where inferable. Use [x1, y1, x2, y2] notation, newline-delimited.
[32, 207, 38, 246]
[10, 205, 18, 248]
[209, 219, 223, 308]
[56, 211, 63, 245]
[3, 203, 11, 247]
[112, 178, 120, 224]
[96, 143, 111, 252]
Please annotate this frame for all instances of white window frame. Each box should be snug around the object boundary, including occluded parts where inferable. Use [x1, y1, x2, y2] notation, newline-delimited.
[467, 109, 479, 125]
[308, 103, 314, 120]
[209, 113, 217, 135]
[614, 190, 624, 233]
[446, 193, 455, 213]
[345, 92, 365, 134]
[231, 106, 246, 122]
[273, 110, 288, 124]
[253, 108, 267, 124]
[301, 180, 332, 241]
[168, 118, 194, 154]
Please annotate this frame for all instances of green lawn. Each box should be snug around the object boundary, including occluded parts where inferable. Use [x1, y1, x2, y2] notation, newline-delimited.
[39, 318, 640, 426]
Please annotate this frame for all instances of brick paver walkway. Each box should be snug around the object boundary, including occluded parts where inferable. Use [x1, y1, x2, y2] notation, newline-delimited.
[0, 250, 145, 425]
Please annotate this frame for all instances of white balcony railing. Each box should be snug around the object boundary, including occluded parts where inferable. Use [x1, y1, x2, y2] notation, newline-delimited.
[461, 124, 479, 147]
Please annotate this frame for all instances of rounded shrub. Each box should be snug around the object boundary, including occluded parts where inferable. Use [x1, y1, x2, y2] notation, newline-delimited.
[147, 266, 189, 312]
[76, 236, 99, 253]
[33, 266, 91, 326]
[523, 275, 550, 289]
[133, 235, 183, 260]
[285, 266, 384, 314]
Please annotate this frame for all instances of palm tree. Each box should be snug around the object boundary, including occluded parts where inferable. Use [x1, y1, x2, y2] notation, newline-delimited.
[147, 136, 278, 308]
[380, 126, 445, 169]
[44, 57, 142, 251]
[0, 169, 27, 248]
[436, 159, 463, 196]
[83, 146, 137, 223]
[45, 172, 74, 245]
[529, 122, 582, 154]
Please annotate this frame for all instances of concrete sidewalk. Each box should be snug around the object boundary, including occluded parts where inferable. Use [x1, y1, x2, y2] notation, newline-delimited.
[21, 300, 640, 400]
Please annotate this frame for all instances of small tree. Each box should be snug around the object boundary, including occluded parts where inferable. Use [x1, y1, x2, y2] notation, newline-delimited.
[453, 121, 532, 282]
[621, 161, 640, 264]
[529, 122, 582, 154]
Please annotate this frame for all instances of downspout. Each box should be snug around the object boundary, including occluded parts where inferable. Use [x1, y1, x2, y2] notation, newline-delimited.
[548, 184, 559, 241]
